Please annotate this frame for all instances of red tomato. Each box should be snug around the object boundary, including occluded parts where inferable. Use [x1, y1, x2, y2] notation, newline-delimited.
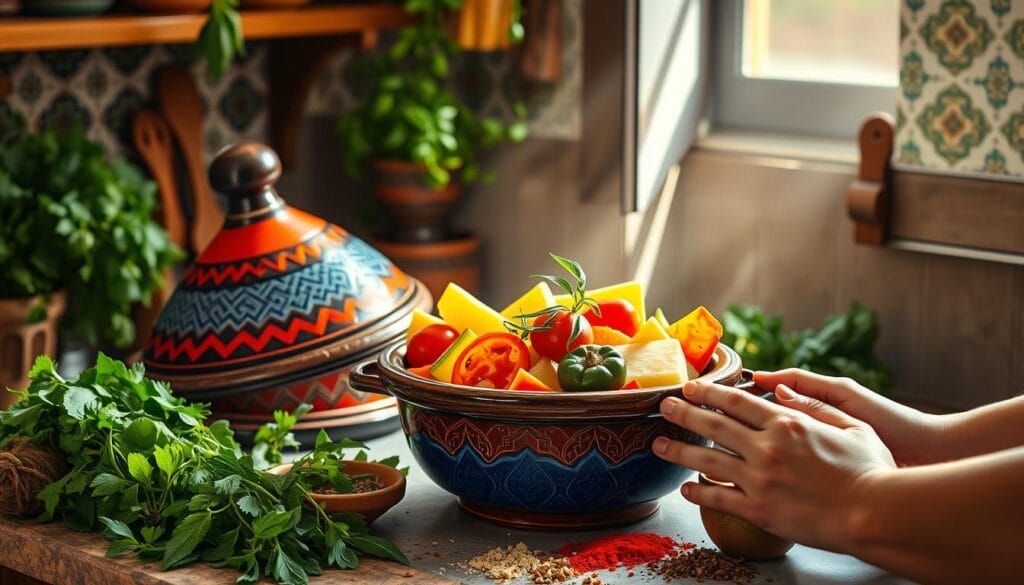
[529, 309, 593, 361]
[452, 333, 531, 389]
[407, 324, 459, 367]
[583, 299, 642, 337]
[675, 306, 723, 373]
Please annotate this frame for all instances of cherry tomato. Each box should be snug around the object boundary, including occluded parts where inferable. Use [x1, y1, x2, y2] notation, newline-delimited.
[675, 306, 723, 373]
[529, 309, 593, 361]
[583, 299, 642, 338]
[452, 333, 531, 388]
[407, 324, 459, 367]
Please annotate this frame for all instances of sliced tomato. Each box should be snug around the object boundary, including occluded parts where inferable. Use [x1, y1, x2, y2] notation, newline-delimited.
[452, 333, 531, 389]
[508, 368, 555, 392]
[582, 299, 642, 337]
[621, 379, 641, 390]
[674, 306, 723, 373]
[407, 365, 434, 379]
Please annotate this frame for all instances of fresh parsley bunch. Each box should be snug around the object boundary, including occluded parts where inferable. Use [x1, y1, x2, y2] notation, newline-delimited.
[0, 354, 408, 584]
[0, 127, 183, 348]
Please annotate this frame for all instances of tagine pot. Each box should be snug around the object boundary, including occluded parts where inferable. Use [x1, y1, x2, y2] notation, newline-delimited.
[0, 292, 66, 410]
[143, 143, 432, 446]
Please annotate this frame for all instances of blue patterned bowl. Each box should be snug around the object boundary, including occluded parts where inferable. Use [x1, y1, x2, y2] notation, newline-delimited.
[350, 342, 744, 529]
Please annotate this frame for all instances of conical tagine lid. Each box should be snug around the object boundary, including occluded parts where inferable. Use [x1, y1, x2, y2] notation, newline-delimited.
[143, 142, 431, 399]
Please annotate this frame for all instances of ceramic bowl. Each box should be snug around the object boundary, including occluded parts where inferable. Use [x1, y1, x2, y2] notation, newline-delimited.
[268, 461, 406, 525]
[698, 474, 794, 560]
[349, 341, 745, 530]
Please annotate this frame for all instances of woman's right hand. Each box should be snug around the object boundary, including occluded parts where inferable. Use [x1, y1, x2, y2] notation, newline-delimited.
[753, 369, 948, 466]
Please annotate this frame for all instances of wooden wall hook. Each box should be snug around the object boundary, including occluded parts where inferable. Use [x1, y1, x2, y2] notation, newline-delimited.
[846, 114, 895, 246]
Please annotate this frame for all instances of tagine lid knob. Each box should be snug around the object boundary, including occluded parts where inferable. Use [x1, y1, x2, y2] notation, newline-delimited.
[208, 142, 284, 220]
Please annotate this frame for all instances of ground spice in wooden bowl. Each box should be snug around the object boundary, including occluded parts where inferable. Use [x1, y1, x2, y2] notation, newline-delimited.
[648, 547, 759, 583]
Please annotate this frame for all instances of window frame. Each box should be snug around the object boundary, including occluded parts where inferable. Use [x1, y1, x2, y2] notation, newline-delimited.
[711, 0, 898, 141]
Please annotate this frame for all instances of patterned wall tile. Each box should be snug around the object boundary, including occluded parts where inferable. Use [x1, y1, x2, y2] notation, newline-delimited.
[897, 0, 1024, 178]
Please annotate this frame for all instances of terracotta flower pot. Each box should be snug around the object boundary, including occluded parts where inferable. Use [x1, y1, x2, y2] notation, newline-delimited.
[371, 159, 462, 243]
[0, 292, 66, 410]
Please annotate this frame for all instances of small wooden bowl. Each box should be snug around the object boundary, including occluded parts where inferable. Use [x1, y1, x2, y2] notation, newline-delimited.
[269, 461, 406, 524]
[698, 474, 794, 561]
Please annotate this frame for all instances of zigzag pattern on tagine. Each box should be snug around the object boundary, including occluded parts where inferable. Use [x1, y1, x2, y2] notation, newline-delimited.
[185, 226, 347, 288]
[148, 299, 362, 363]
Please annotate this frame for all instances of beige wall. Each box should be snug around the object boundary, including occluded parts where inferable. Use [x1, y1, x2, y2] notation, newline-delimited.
[282, 122, 1024, 412]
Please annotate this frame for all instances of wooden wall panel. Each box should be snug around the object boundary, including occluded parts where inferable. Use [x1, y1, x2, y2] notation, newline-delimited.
[918, 255, 1017, 410]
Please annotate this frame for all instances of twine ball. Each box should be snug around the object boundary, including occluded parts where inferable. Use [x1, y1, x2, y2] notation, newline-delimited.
[0, 438, 67, 517]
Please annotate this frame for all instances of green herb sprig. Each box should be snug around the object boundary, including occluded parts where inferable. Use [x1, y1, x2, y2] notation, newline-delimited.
[503, 253, 601, 347]
[0, 355, 407, 585]
[0, 128, 183, 348]
[196, 0, 245, 81]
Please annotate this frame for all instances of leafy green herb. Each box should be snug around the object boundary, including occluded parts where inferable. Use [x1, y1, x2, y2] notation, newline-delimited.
[197, 0, 245, 81]
[504, 253, 600, 347]
[0, 128, 183, 348]
[0, 355, 408, 584]
[335, 0, 528, 188]
[721, 302, 891, 393]
[250, 404, 312, 470]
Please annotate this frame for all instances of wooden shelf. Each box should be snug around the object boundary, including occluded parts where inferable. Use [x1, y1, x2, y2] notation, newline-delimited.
[0, 4, 412, 53]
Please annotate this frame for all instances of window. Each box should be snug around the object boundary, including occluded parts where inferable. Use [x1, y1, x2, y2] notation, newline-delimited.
[713, 0, 898, 140]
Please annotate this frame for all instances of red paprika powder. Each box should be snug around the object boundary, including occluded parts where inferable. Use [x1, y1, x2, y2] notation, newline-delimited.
[556, 532, 694, 573]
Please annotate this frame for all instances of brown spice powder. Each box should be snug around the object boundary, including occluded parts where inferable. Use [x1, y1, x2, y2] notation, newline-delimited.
[466, 542, 542, 583]
[648, 547, 759, 583]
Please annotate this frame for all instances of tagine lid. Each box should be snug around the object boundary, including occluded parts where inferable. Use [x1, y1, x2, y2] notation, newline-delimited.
[143, 142, 431, 397]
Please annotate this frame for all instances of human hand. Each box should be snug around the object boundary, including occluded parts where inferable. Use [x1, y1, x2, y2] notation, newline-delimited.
[754, 369, 946, 465]
[653, 380, 897, 551]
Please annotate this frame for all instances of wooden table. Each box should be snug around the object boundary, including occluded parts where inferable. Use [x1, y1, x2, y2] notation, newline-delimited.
[0, 516, 455, 585]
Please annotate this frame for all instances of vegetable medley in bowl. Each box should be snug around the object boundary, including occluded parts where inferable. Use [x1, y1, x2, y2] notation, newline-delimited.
[404, 254, 724, 393]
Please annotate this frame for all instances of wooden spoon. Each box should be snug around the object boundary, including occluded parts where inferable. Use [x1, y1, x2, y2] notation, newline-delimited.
[156, 65, 224, 254]
[133, 110, 187, 251]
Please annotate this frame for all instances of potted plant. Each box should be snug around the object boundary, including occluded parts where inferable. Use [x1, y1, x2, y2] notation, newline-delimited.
[336, 0, 527, 242]
[0, 127, 182, 407]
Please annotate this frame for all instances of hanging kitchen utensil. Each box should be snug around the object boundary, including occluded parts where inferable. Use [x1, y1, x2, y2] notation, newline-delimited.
[130, 109, 188, 354]
[156, 65, 224, 254]
[143, 142, 432, 445]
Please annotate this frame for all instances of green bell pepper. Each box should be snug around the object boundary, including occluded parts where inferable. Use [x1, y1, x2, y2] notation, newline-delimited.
[557, 345, 628, 391]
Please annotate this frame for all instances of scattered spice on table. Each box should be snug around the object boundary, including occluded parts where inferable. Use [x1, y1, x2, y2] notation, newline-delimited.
[648, 547, 759, 583]
[530, 556, 578, 583]
[466, 542, 542, 582]
[557, 532, 695, 573]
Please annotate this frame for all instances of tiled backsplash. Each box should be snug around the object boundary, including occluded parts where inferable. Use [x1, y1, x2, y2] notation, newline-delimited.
[897, 0, 1024, 178]
[0, 0, 580, 161]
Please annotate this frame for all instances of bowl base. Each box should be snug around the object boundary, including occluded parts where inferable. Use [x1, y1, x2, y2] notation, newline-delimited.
[458, 499, 660, 530]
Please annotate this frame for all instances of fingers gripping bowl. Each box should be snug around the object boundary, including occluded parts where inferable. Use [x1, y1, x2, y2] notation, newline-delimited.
[349, 340, 744, 529]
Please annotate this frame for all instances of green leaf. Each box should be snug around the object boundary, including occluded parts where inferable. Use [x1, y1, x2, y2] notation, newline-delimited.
[90, 473, 131, 497]
[236, 495, 261, 517]
[347, 534, 409, 565]
[252, 509, 294, 540]
[126, 453, 153, 485]
[153, 445, 177, 479]
[99, 517, 136, 540]
[327, 540, 358, 569]
[271, 548, 308, 585]
[162, 511, 212, 570]
[63, 386, 97, 420]
[105, 539, 138, 558]
[123, 417, 158, 451]
[213, 474, 241, 496]
[201, 527, 238, 563]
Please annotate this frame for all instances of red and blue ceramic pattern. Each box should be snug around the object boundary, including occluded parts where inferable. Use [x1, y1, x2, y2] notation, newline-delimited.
[143, 143, 432, 443]
[349, 341, 746, 529]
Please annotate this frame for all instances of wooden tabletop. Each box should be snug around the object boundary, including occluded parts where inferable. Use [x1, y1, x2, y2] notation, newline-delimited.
[0, 516, 456, 585]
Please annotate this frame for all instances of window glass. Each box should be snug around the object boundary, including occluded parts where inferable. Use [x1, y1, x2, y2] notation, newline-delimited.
[743, 0, 898, 87]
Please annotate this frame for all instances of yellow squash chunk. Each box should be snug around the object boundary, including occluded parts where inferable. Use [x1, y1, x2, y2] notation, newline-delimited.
[437, 283, 507, 335]
[429, 329, 478, 383]
[593, 325, 631, 345]
[500, 282, 555, 319]
[508, 368, 555, 391]
[612, 339, 689, 388]
[554, 281, 646, 324]
[629, 317, 671, 343]
[527, 359, 561, 391]
[406, 309, 446, 342]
